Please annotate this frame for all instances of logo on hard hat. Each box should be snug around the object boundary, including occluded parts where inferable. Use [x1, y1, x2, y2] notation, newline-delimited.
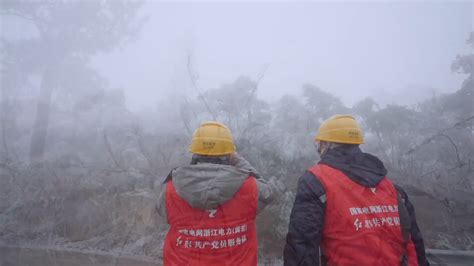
[202, 141, 216, 149]
[348, 131, 360, 138]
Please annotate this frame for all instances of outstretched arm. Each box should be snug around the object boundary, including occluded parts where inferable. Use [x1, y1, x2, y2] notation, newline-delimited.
[154, 171, 173, 223]
[230, 152, 261, 177]
[230, 152, 285, 212]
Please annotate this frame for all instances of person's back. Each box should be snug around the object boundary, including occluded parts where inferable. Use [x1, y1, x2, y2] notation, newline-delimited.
[162, 163, 258, 265]
[156, 121, 282, 266]
[284, 115, 429, 266]
[308, 146, 420, 265]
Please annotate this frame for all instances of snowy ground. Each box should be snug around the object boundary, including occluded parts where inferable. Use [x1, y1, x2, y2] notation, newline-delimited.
[1, 164, 473, 265]
[2, 246, 474, 266]
[0, 246, 160, 266]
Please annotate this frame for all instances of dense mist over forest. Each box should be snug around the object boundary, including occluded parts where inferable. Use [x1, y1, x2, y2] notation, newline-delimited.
[0, 1, 473, 265]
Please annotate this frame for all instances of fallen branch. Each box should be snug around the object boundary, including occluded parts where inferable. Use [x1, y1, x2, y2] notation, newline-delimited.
[406, 115, 474, 155]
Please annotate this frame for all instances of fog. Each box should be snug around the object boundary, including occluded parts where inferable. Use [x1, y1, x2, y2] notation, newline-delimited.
[91, 2, 472, 110]
[2, 2, 471, 109]
[1, 1, 473, 265]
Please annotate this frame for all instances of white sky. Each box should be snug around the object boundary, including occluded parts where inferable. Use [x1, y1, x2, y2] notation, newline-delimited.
[2, 1, 473, 110]
[96, 1, 472, 110]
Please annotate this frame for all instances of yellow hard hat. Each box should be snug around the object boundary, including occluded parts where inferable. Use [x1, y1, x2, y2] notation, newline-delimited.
[189, 121, 236, 156]
[315, 115, 364, 144]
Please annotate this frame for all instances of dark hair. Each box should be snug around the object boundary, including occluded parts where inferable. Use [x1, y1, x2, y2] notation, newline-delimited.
[190, 154, 231, 165]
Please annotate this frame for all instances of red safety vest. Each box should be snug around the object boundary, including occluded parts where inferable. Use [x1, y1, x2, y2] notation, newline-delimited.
[308, 164, 419, 266]
[163, 176, 258, 266]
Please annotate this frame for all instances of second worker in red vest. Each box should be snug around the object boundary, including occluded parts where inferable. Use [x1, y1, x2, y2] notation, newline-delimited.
[284, 115, 429, 266]
[156, 121, 283, 266]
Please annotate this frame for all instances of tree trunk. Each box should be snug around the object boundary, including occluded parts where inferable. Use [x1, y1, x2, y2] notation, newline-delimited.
[0, 83, 10, 162]
[29, 68, 54, 163]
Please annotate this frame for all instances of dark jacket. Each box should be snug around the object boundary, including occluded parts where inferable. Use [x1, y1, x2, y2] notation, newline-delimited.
[283, 146, 429, 266]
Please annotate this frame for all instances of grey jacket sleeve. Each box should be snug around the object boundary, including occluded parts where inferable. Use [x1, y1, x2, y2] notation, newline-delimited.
[154, 172, 172, 223]
[230, 152, 285, 212]
[256, 175, 284, 212]
[230, 152, 261, 177]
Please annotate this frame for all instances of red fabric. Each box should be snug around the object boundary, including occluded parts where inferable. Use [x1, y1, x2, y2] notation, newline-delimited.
[164, 176, 258, 266]
[309, 164, 419, 266]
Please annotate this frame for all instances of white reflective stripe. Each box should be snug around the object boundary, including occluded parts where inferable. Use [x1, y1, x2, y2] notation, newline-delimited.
[319, 194, 327, 203]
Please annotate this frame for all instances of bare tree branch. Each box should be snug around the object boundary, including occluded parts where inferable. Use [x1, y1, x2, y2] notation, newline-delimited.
[406, 115, 474, 155]
[439, 133, 464, 167]
[103, 131, 125, 171]
[186, 53, 216, 120]
[133, 123, 155, 175]
[0, 11, 36, 22]
[241, 64, 270, 138]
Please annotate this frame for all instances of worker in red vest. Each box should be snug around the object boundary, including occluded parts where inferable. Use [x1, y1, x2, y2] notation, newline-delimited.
[284, 115, 429, 266]
[156, 121, 282, 266]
